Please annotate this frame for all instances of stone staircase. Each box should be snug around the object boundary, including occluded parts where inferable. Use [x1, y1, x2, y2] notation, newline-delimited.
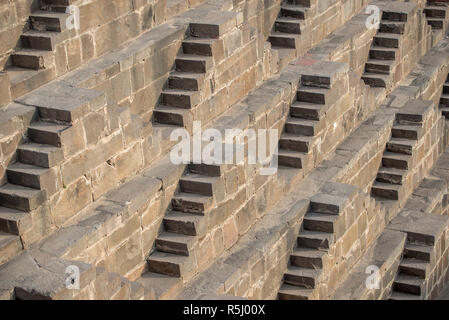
[0, 82, 107, 265]
[277, 182, 361, 300]
[268, 0, 314, 68]
[371, 100, 437, 206]
[362, 8, 414, 89]
[424, 2, 449, 31]
[5, 0, 74, 100]
[439, 74, 449, 119]
[277, 62, 348, 173]
[390, 241, 434, 299]
[153, 25, 225, 129]
[388, 210, 449, 300]
[146, 162, 224, 282]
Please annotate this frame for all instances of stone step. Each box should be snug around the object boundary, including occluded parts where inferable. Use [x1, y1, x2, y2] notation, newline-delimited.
[6, 163, 57, 193]
[278, 283, 312, 300]
[365, 59, 394, 75]
[40, 4, 68, 13]
[396, 103, 430, 124]
[155, 232, 195, 256]
[386, 138, 416, 155]
[11, 49, 54, 70]
[303, 212, 339, 233]
[376, 167, 406, 185]
[382, 11, 409, 22]
[290, 248, 325, 269]
[427, 18, 444, 30]
[168, 72, 205, 91]
[189, 17, 236, 39]
[161, 89, 200, 109]
[286, 0, 315, 7]
[369, 46, 397, 60]
[175, 54, 213, 73]
[399, 259, 429, 279]
[280, 4, 308, 20]
[182, 38, 222, 57]
[297, 86, 333, 105]
[275, 17, 302, 34]
[440, 93, 449, 106]
[0, 206, 29, 235]
[362, 72, 391, 88]
[279, 134, 313, 153]
[284, 266, 321, 288]
[404, 244, 433, 262]
[0, 183, 47, 212]
[440, 107, 449, 119]
[392, 124, 423, 140]
[153, 105, 191, 127]
[268, 32, 298, 49]
[0, 232, 22, 266]
[30, 10, 70, 32]
[188, 163, 222, 177]
[373, 32, 401, 48]
[382, 151, 412, 170]
[424, 6, 447, 19]
[179, 174, 219, 197]
[371, 181, 402, 200]
[171, 192, 213, 214]
[284, 118, 319, 136]
[379, 21, 407, 34]
[290, 102, 325, 120]
[17, 143, 64, 168]
[41, 0, 75, 6]
[7, 66, 56, 100]
[20, 30, 67, 51]
[389, 291, 422, 300]
[277, 149, 306, 168]
[443, 83, 449, 94]
[297, 230, 333, 250]
[163, 211, 206, 237]
[393, 275, 424, 296]
[309, 194, 344, 215]
[27, 121, 71, 147]
[147, 251, 194, 278]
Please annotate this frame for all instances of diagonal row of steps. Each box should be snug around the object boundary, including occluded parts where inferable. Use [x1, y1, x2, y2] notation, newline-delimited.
[276, 72, 342, 170]
[438, 74, 449, 119]
[0, 120, 69, 264]
[371, 100, 433, 204]
[146, 163, 223, 280]
[153, 28, 224, 128]
[362, 9, 412, 88]
[4, 1, 76, 99]
[278, 191, 350, 299]
[268, 0, 314, 68]
[424, 3, 449, 31]
[389, 241, 434, 299]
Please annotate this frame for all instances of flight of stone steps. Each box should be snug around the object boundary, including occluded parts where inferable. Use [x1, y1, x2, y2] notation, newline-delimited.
[390, 241, 434, 299]
[424, 2, 449, 31]
[268, 0, 314, 68]
[146, 163, 224, 281]
[439, 74, 449, 119]
[153, 26, 224, 129]
[362, 9, 413, 89]
[277, 182, 361, 300]
[5, 0, 73, 100]
[388, 209, 449, 300]
[277, 62, 348, 173]
[371, 100, 438, 206]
